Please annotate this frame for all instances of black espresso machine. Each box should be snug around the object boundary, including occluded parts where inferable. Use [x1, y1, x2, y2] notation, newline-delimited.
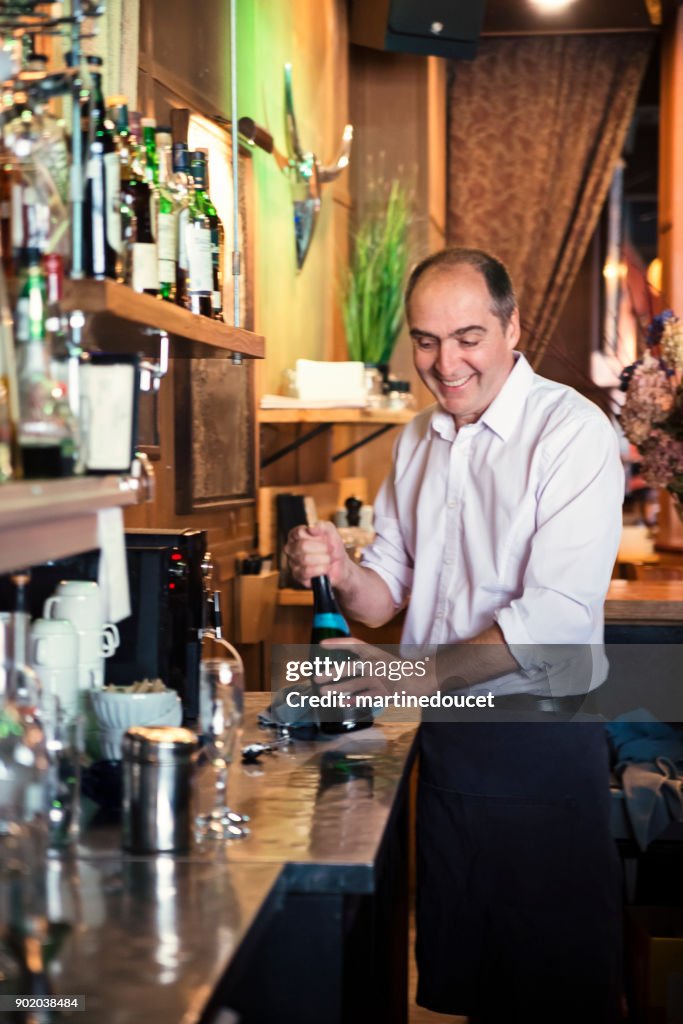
[9, 529, 213, 724]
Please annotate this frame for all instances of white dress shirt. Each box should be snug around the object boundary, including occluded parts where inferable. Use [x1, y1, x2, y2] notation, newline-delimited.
[361, 353, 624, 695]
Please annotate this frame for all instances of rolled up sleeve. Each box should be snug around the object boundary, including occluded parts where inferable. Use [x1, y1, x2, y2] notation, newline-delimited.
[494, 415, 624, 658]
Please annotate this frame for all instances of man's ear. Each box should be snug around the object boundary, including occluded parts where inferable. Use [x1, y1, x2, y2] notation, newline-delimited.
[506, 307, 521, 350]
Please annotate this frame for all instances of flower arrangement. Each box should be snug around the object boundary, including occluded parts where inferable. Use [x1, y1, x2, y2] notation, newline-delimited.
[620, 311, 683, 501]
[343, 179, 410, 367]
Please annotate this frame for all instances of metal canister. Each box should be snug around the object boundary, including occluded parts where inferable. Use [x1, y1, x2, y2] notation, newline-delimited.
[122, 725, 199, 854]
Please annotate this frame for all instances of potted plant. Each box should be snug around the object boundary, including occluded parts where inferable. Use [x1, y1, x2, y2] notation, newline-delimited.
[343, 179, 410, 374]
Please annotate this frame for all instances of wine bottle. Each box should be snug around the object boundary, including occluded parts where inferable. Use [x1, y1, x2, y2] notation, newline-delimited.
[107, 96, 138, 286]
[129, 115, 159, 295]
[155, 128, 179, 302]
[0, 259, 20, 481]
[15, 251, 72, 477]
[183, 147, 212, 317]
[190, 149, 223, 319]
[83, 56, 120, 280]
[310, 575, 373, 733]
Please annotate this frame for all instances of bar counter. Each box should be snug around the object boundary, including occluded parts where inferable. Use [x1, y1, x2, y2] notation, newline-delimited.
[40, 695, 419, 1024]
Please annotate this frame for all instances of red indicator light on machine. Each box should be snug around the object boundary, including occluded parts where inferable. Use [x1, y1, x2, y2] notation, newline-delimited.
[171, 552, 183, 561]
[169, 582, 176, 590]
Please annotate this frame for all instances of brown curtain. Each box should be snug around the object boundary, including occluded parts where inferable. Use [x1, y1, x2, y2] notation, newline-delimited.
[447, 34, 652, 366]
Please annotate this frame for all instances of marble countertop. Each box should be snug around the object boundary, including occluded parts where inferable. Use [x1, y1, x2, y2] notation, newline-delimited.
[32, 695, 419, 1023]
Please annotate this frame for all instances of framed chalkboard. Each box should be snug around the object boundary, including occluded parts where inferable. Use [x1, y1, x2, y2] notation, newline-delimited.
[174, 358, 255, 512]
[171, 109, 256, 513]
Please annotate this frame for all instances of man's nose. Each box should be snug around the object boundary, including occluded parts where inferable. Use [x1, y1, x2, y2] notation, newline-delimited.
[435, 340, 464, 376]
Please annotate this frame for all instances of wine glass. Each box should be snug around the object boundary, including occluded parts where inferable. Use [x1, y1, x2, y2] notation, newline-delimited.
[195, 656, 249, 841]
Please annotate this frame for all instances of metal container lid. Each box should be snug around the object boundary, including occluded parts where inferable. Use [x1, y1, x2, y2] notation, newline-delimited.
[122, 726, 199, 764]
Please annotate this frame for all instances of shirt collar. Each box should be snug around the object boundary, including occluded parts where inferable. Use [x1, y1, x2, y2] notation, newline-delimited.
[430, 352, 534, 443]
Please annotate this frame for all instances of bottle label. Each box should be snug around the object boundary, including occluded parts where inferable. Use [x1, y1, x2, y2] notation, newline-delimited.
[178, 209, 189, 270]
[15, 295, 29, 343]
[157, 212, 177, 285]
[186, 224, 213, 293]
[312, 613, 351, 635]
[11, 182, 23, 250]
[104, 151, 122, 254]
[132, 242, 160, 292]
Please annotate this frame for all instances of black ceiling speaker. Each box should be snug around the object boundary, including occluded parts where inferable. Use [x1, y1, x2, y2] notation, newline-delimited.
[350, 0, 487, 60]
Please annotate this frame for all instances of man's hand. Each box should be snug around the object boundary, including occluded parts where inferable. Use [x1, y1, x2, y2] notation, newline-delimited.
[284, 522, 350, 588]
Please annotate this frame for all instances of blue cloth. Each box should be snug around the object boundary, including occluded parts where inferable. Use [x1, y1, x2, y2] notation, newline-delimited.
[606, 711, 683, 850]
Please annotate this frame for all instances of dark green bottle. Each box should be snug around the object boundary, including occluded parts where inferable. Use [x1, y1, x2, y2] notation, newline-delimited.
[311, 575, 351, 642]
[311, 575, 373, 733]
[83, 56, 120, 280]
[189, 150, 223, 319]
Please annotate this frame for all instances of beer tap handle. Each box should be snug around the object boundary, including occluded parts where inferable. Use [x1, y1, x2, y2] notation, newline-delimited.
[210, 591, 223, 640]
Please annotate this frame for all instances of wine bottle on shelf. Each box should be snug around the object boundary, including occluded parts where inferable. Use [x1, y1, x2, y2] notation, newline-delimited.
[171, 142, 191, 308]
[183, 145, 212, 317]
[128, 115, 158, 295]
[310, 574, 374, 733]
[190, 149, 223, 319]
[155, 128, 178, 302]
[43, 253, 78, 476]
[83, 56, 121, 280]
[107, 95, 138, 286]
[0, 258, 20, 481]
[15, 250, 73, 478]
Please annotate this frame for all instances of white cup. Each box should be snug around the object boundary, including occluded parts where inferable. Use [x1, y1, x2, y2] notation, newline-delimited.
[76, 625, 119, 663]
[34, 664, 80, 723]
[44, 581, 104, 632]
[30, 618, 79, 670]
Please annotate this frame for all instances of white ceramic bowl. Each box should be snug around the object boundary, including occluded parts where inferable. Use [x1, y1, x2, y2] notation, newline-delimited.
[90, 688, 182, 760]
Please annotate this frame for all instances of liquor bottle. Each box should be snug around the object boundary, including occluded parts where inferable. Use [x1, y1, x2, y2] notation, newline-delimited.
[129, 115, 158, 295]
[83, 56, 121, 279]
[183, 146, 212, 316]
[171, 142, 191, 308]
[0, 151, 11, 280]
[107, 96, 138, 285]
[15, 251, 72, 477]
[155, 128, 178, 302]
[190, 150, 223, 319]
[5, 95, 53, 262]
[43, 253, 77, 475]
[0, 259, 20, 481]
[310, 575, 373, 732]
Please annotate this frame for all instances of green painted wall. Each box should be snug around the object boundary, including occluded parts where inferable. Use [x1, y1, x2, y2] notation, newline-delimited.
[236, 0, 349, 393]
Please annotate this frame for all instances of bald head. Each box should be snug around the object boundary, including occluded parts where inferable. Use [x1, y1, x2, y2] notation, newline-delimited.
[405, 248, 518, 330]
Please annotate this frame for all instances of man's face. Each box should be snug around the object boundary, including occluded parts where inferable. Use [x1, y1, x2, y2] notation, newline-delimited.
[408, 265, 520, 428]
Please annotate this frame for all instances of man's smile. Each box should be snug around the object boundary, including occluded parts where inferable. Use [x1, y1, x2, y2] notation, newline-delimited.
[435, 372, 476, 389]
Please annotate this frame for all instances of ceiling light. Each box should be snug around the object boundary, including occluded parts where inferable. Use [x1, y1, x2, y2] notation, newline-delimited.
[529, 0, 578, 12]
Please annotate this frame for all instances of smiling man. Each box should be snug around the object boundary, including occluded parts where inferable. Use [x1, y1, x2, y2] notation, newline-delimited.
[285, 248, 625, 1023]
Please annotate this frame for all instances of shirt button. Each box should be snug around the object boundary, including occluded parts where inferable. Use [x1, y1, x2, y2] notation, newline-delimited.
[444, 557, 453, 566]
[447, 500, 457, 508]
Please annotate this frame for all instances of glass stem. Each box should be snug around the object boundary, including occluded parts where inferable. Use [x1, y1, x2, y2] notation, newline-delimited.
[213, 762, 229, 812]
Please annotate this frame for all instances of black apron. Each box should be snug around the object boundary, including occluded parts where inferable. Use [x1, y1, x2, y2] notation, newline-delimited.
[415, 719, 623, 1023]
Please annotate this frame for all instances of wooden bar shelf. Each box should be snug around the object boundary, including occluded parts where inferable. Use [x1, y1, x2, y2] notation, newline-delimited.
[258, 406, 413, 424]
[0, 474, 147, 573]
[63, 279, 265, 360]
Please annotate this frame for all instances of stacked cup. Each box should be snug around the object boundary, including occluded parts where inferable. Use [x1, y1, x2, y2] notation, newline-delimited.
[30, 618, 80, 724]
[43, 581, 120, 691]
